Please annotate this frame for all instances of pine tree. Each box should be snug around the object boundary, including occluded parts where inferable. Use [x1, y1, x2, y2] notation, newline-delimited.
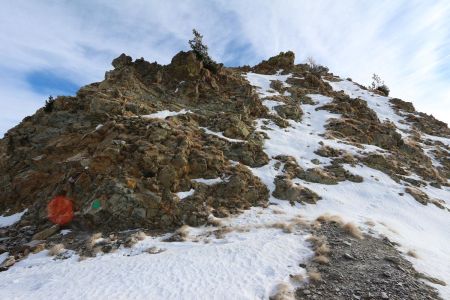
[188, 29, 219, 72]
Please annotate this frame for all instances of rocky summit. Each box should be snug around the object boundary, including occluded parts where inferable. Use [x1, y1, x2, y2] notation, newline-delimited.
[0, 49, 449, 299]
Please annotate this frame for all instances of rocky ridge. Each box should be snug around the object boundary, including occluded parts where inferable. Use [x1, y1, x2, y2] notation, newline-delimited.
[0, 50, 449, 298]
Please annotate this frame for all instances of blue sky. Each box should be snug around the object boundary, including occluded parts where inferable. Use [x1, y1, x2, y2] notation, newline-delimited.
[1, 0, 449, 136]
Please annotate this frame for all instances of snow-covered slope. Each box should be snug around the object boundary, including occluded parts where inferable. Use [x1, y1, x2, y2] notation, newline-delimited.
[1, 70, 449, 300]
[245, 73, 450, 298]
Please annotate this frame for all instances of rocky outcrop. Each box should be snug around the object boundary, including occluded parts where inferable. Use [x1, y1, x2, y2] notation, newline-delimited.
[319, 93, 403, 150]
[0, 51, 271, 236]
[252, 51, 295, 74]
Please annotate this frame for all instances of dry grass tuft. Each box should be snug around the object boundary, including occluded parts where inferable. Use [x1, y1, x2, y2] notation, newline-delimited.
[271, 208, 286, 215]
[269, 222, 294, 233]
[306, 234, 326, 246]
[87, 233, 103, 249]
[315, 243, 330, 255]
[308, 270, 322, 283]
[407, 250, 419, 258]
[365, 220, 376, 227]
[343, 222, 364, 240]
[176, 225, 190, 238]
[214, 226, 233, 239]
[290, 217, 310, 228]
[311, 221, 322, 229]
[316, 214, 344, 225]
[48, 243, 65, 256]
[134, 231, 147, 241]
[313, 255, 330, 265]
[78, 255, 87, 262]
[207, 216, 223, 227]
[91, 232, 102, 240]
[270, 282, 294, 300]
[289, 274, 304, 284]
[235, 225, 251, 233]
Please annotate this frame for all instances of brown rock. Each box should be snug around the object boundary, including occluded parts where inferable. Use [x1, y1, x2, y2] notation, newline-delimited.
[32, 225, 60, 240]
[0, 256, 15, 268]
[405, 187, 429, 205]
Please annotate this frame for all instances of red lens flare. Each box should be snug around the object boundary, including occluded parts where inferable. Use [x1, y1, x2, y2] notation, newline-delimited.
[47, 196, 74, 225]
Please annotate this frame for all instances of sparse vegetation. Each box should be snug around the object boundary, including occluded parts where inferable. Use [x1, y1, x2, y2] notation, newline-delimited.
[316, 214, 344, 225]
[369, 73, 390, 96]
[189, 29, 220, 73]
[315, 243, 330, 256]
[307, 270, 322, 282]
[306, 56, 329, 75]
[270, 282, 294, 300]
[289, 274, 304, 284]
[134, 231, 147, 241]
[48, 243, 65, 256]
[343, 222, 364, 240]
[313, 255, 330, 265]
[407, 250, 419, 258]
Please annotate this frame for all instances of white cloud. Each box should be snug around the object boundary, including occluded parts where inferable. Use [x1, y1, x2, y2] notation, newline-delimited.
[1, 0, 449, 136]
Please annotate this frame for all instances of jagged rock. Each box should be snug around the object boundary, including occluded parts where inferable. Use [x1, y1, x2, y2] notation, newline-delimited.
[272, 176, 321, 204]
[405, 187, 429, 205]
[112, 53, 132, 69]
[252, 51, 295, 74]
[314, 146, 342, 158]
[274, 104, 303, 122]
[405, 113, 450, 138]
[390, 98, 415, 113]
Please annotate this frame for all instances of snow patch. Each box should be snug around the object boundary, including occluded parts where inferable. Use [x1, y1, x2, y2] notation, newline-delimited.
[192, 177, 227, 185]
[200, 127, 245, 143]
[0, 209, 27, 228]
[176, 189, 195, 199]
[142, 109, 191, 119]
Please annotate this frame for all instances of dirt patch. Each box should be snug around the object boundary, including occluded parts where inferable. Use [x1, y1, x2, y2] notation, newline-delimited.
[296, 221, 443, 300]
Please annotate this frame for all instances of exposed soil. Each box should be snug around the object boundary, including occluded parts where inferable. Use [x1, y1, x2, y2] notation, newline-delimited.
[296, 222, 443, 300]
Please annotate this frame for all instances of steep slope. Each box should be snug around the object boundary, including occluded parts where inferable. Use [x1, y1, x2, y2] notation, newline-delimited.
[0, 51, 449, 299]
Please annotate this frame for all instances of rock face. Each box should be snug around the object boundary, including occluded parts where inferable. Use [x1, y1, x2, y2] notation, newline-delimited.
[0, 51, 269, 234]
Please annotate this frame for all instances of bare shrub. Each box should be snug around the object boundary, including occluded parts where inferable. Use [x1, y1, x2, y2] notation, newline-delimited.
[305, 56, 329, 75]
[369, 73, 390, 96]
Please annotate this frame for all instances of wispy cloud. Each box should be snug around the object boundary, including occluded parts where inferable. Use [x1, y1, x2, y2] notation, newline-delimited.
[1, 0, 449, 136]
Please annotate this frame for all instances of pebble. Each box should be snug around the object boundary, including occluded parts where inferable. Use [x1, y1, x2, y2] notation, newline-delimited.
[344, 253, 356, 260]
